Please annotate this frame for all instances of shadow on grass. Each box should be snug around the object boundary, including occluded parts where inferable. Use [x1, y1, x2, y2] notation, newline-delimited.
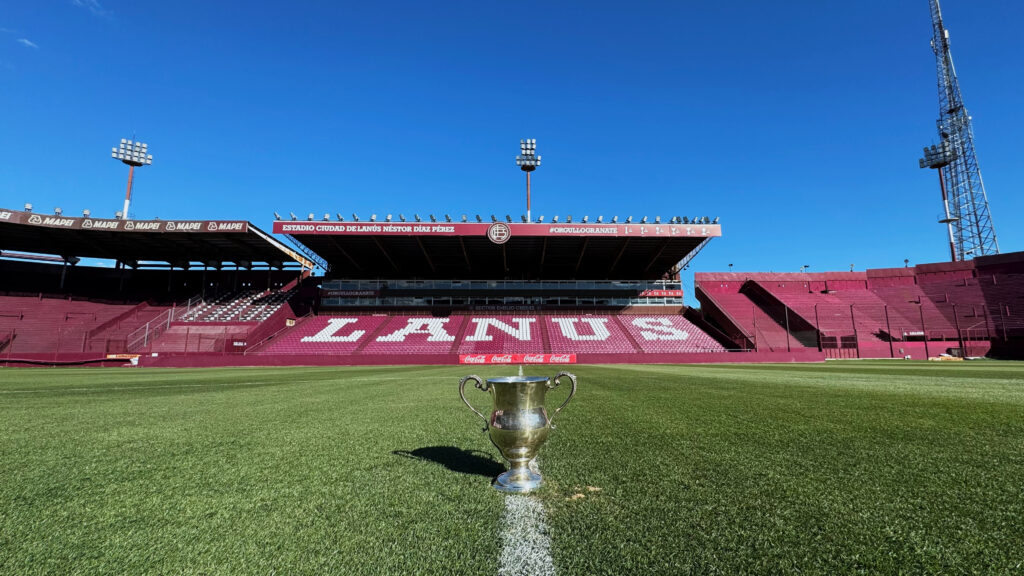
[393, 446, 504, 478]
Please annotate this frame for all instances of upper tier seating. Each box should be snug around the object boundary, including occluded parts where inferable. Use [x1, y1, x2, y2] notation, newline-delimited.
[179, 288, 295, 323]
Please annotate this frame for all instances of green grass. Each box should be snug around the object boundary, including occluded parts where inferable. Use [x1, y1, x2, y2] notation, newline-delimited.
[1, 361, 1022, 575]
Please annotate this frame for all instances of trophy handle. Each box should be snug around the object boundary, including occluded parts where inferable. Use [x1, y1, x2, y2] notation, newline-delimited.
[459, 375, 490, 428]
[548, 371, 577, 421]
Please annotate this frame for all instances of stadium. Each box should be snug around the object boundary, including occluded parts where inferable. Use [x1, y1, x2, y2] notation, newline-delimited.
[3, 2, 1023, 575]
[1, 206, 1022, 366]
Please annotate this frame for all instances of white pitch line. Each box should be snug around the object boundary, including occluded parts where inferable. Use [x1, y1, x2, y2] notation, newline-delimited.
[499, 495, 556, 576]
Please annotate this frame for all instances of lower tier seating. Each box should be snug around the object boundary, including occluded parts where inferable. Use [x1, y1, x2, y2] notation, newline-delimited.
[257, 313, 727, 355]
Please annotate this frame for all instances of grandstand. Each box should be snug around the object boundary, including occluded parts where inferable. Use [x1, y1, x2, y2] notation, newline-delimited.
[2, 203, 1021, 366]
[695, 250, 1024, 359]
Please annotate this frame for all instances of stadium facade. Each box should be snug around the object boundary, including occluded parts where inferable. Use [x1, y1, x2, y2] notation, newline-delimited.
[0, 206, 1021, 367]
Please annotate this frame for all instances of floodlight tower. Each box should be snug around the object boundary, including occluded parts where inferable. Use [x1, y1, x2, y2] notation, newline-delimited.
[111, 138, 153, 220]
[515, 139, 540, 223]
[918, 0, 998, 261]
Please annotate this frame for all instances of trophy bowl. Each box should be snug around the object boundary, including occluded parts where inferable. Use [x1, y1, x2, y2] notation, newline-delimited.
[459, 372, 577, 493]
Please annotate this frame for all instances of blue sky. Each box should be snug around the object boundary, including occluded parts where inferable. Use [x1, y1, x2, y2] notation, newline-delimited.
[1, 1, 1022, 298]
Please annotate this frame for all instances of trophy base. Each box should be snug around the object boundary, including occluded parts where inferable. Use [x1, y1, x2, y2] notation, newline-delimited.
[494, 468, 543, 493]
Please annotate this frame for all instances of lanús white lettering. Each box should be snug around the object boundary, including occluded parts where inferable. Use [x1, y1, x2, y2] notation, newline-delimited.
[431, 225, 454, 233]
[301, 318, 365, 343]
[550, 317, 611, 341]
[376, 318, 454, 342]
[632, 317, 688, 341]
[465, 318, 535, 342]
[285, 224, 315, 232]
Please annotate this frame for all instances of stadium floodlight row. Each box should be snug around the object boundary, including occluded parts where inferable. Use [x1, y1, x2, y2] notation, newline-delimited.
[275, 212, 719, 225]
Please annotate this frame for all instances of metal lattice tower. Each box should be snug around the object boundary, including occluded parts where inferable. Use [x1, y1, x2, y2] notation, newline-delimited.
[918, 0, 999, 261]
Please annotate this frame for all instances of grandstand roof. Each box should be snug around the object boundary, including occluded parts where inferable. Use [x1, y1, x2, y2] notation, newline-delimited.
[273, 220, 721, 279]
[0, 207, 311, 268]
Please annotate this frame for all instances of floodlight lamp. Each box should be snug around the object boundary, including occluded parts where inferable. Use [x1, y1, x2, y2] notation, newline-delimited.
[289, 212, 297, 221]
[582, 215, 588, 223]
[552, 216, 558, 223]
[274, 212, 281, 220]
[505, 215, 512, 223]
[566, 215, 572, 223]
[537, 215, 545, 222]
[682, 217, 688, 224]
[490, 214, 497, 222]
[712, 217, 719, 224]
[386, 214, 392, 222]
[307, 213, 315, 221]
[399, 214, 406, 222]
[83, 209, 91, 217]
[415, 214, 421, 222]
[337, 213, 345, 221]
[114, 211, 122, 219]
[611, 216, 618, 223]
[352, 213, 360, 222]
[430, 214, 436, 223]
[370, 214, 377, 222]
[445, 214, 452, 223]
[475, 215, 482, 222]
[597, 216, 603, 223]
[640, 216, 648, 224]
[521, 215, 527, 223]
[24, 203, 32, 212]
[461, 214, 467, 222]
[625, 216, 632, 223]
[323, 213, 330, 221]
[654, 216, 661, 224]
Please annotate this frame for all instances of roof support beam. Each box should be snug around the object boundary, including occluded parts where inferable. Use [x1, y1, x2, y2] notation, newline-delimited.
[540, 238, 548, 270]
[372, 237, 400, 272]
[328, 236, 363, 273]
[458, 237, 472, 272]
[574, 238, 589, 276]
[416, 237, 436, 274]
[608, 239, 630, 277]
[642, 240, 670, 275]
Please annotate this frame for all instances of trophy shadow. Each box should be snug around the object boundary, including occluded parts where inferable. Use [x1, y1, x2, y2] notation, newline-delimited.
[393, 446, 504, 478]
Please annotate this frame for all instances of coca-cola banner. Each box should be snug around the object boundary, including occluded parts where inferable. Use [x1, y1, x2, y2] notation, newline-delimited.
[273, 220, 720, 239]
[0, 207, 248, 233]
[459, 354, 577, 365]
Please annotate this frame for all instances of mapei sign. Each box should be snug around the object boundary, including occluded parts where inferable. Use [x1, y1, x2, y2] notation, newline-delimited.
[0, 207, 248, 234]
[27, 214, 75, 227]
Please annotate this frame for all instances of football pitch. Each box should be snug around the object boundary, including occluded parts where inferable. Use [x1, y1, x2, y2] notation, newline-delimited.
[1, 361, 1022, 575]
